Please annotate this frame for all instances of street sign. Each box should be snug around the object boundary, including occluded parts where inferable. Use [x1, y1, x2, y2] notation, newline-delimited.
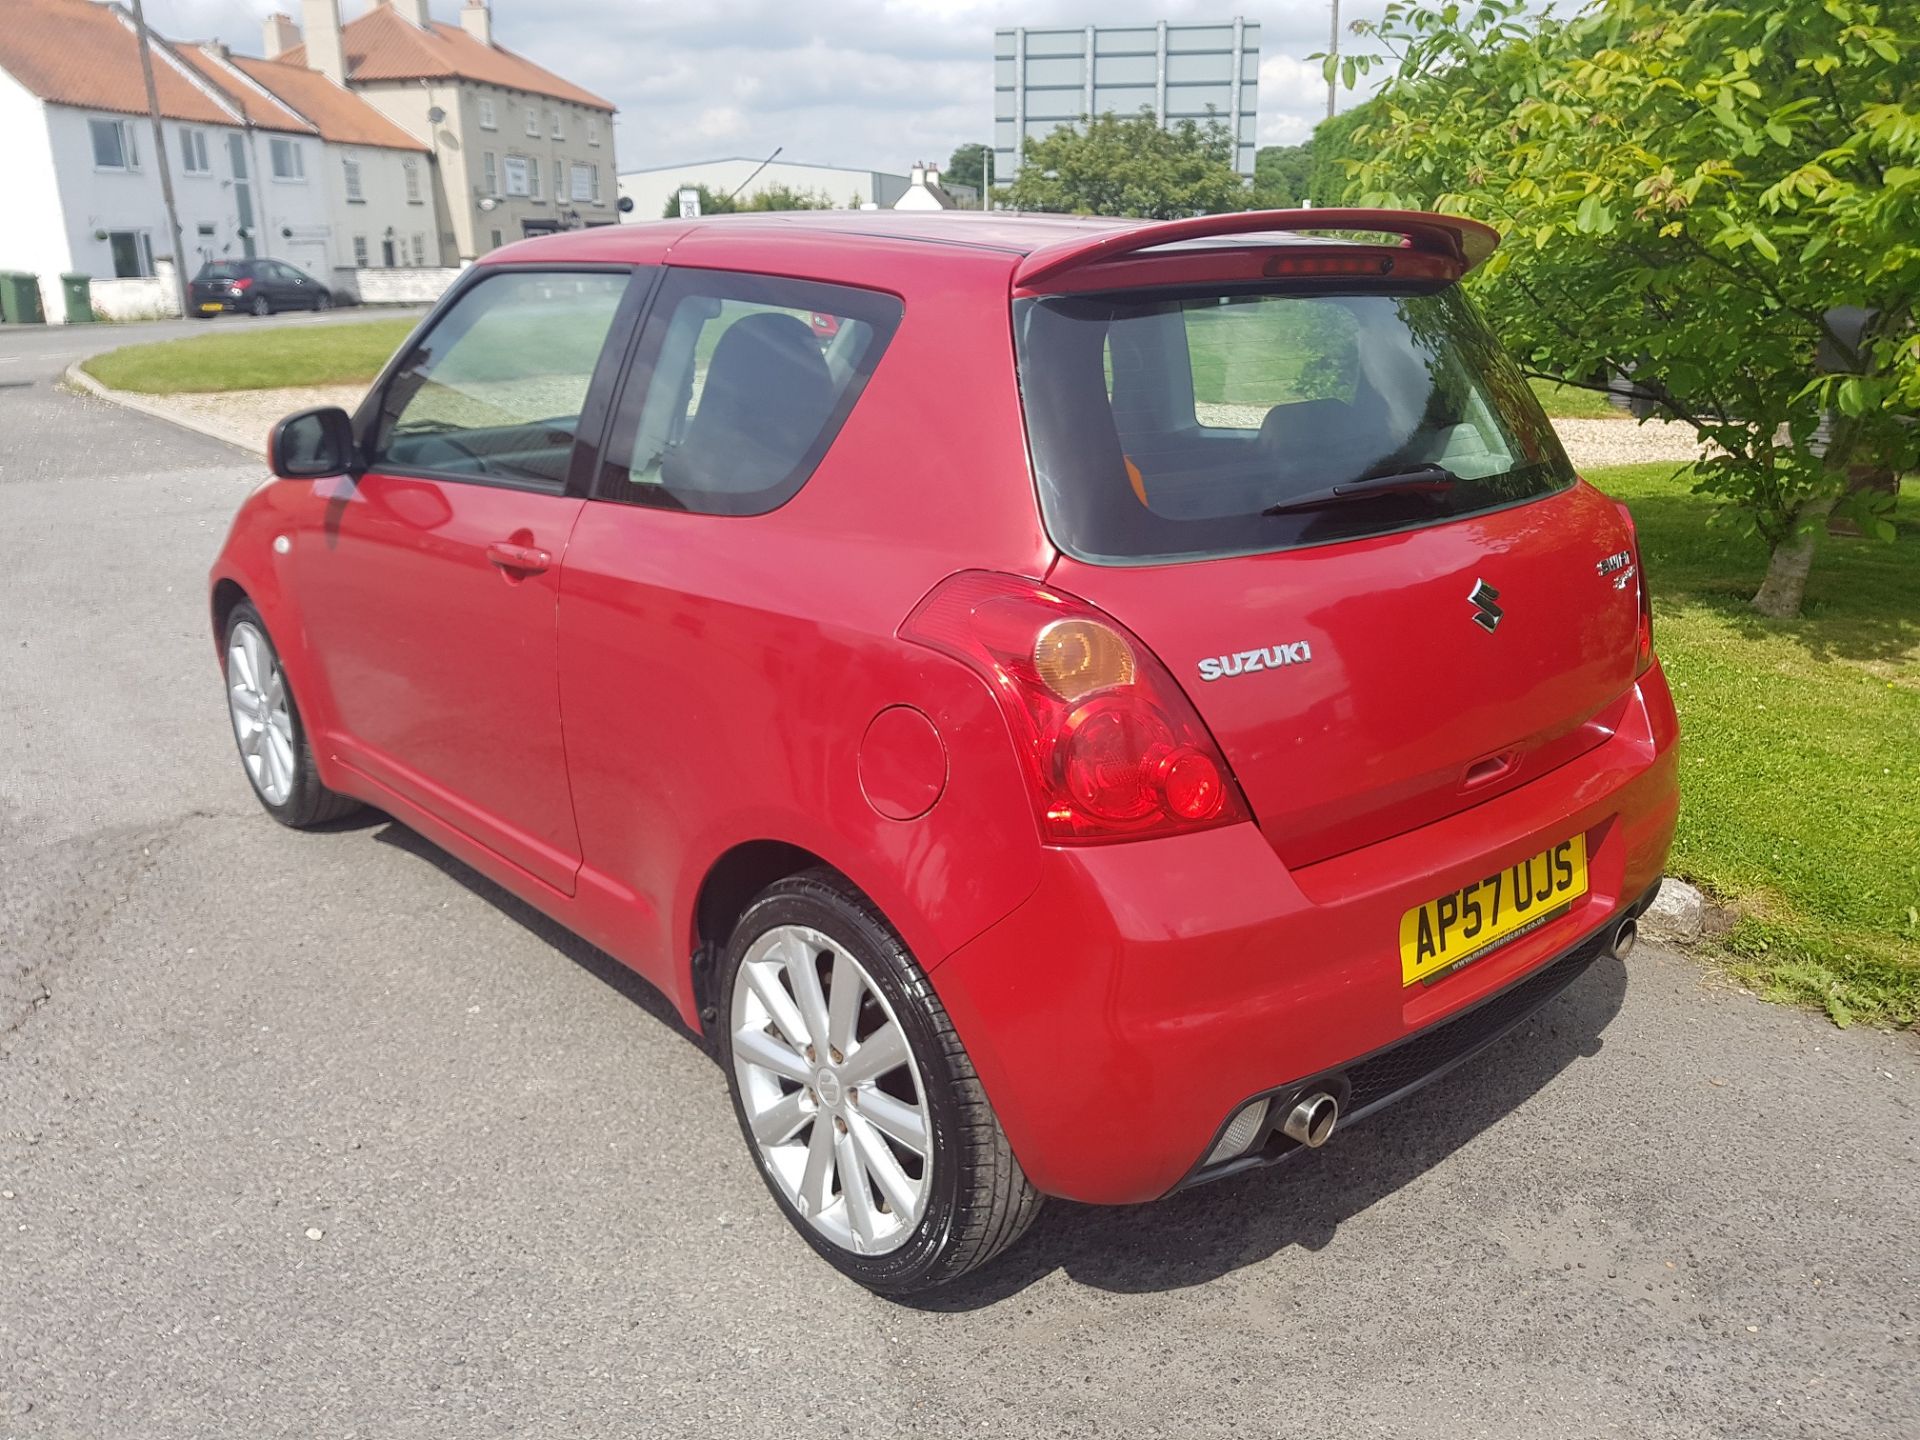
[678, 187, 701, 219]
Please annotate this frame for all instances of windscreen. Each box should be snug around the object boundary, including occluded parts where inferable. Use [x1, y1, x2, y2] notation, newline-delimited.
[1014, 284, 1574, 564]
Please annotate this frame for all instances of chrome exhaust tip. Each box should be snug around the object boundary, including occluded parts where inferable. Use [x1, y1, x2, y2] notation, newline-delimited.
[1611, 916, 1639, 961]
[1280, 1091, 1339, 1149]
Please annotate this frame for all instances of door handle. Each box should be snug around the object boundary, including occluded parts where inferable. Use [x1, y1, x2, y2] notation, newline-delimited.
[486, 541, 552, 574]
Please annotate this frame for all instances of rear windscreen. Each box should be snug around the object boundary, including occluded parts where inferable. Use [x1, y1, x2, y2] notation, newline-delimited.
[200, 263, 243, 279]
[1013, 284, 1574, 564]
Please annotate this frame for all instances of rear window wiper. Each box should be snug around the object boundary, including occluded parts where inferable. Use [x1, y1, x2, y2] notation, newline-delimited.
[1260, 464, 1458, 516]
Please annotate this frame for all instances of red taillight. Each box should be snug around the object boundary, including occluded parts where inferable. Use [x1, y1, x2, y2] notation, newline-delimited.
[231, 277, 254, 291]
[1615, 501, 1654, 674]
[1260, 249, 1459, 282]
[899, 571, 1251, 843]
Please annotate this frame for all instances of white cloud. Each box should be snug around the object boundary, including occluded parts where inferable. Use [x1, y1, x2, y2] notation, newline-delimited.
[139, 0, 1394, 172]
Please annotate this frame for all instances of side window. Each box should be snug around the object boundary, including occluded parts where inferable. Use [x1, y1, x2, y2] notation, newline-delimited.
[597, 270, 902, 516]
[371, 269, 632, 489]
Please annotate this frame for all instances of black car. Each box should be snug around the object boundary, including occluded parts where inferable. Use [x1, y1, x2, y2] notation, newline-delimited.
[189, 259, 335, 318]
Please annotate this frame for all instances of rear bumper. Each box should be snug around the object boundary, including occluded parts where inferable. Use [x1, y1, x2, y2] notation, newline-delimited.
[930, 664, 1680, 1205]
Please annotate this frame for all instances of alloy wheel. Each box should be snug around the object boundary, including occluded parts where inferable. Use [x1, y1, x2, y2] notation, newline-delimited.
[226, 621, 296, 806]
[730, 923, 932, 1255]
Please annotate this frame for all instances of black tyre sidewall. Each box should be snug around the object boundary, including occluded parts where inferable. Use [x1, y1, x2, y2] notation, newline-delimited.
[718, 878, 971, 1294]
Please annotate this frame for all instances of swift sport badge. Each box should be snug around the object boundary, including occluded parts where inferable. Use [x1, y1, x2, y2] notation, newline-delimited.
[1596, 550, 1637, 590]
[1197, 642, 1313, 683]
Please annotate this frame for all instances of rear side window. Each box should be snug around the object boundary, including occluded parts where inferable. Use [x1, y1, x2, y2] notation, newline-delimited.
[370, 269, 631, 489]
[200, 262, 242, 279]
[1016, 284, 1572, 564]
[597, 270, 902, 516]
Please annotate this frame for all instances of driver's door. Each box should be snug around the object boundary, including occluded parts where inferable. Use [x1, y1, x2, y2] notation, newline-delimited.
[296, 267, 643, 894]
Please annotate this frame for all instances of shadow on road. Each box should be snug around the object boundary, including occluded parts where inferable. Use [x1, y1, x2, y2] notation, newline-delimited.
[362, 814, 1628, 1306]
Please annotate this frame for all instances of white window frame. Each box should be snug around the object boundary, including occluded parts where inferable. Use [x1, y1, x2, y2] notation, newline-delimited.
[179, 128, 211, 176]
[269, 136, 305, 181]
[589, 164, 601, 203]
[343, 154, 364, 203]
[90, 117, 139, 172]
[502, 155, 530, 198]
[411, 233, 427, 266]
[404, 157, 423, 204]
[482, 151, 497, 195]
[105, 229, 156, 278]
[569, 163, 592, 202]
[549, 109, 564, 140]
[352, 235, 369, 267]
[528, 156, 541, 200]
[586, 117, 600, 147]
[524, 106, 539, 137]
[478, 97, 497, 130]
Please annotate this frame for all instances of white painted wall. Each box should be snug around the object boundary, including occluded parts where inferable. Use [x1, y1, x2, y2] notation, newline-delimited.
[352, 265, 459, 304]
[321, 144, 436, 291]
[0, 70, 77, 317]
[91, 260, 181, 321]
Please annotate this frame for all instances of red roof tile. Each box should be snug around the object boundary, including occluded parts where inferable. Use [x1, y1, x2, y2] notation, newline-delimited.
[227, 53, 429, 151]
[0, 0, 235, 124]
[281, 4, 613, 112]
[172, 44, 311, 133]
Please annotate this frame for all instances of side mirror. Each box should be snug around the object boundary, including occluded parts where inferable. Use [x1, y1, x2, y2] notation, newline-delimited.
[269, 406, 357, 479]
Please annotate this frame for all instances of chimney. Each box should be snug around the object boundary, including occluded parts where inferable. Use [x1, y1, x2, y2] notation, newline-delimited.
[391, 0, 431, 27]
[300, 0, 345, 82]
[262, 11, 299, 59]
[460, 0, 492, 45]
[909, 163, 925, 187]
[926, 164, 941, 189]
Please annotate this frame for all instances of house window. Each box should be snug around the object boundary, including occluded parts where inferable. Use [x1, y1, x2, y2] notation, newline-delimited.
[411, 234, 427, 266]
[404, 157, 422, 204]
[270, 137, 304, 180]
[569, 163, 592, 202]
[524, 106, 539, 137]
[343, 155, 364, 202]
[528, 157, 541, 200]
[590, 165, 601, 203]
[106, 230, 155, 278]
[586, 118, 600, 147]
[478, 97, 497, 130]
[549, 110, 563, 140]
[89, 117, 138, 171]
[490, 227, 504, 249]
[353, 235, 369, 266]
[502, 155, 529, 197]
[483, 151, 497, 194]
[179, 128, 210, 175]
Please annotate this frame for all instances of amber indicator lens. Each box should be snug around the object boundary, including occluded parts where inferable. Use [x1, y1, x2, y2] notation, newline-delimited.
[1034, 618, 1135, 701]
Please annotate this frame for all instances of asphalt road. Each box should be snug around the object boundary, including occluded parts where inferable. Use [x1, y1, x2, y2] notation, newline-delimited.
[2, 317, 1916, 1440]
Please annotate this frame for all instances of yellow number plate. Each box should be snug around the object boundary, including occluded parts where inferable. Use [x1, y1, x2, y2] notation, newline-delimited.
[199, 303, 222, 312]
[1399, 834, 1588, 986]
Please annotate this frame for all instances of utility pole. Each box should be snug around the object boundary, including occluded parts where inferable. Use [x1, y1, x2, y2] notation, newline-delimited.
[1327, 0, 1341, 121]
[127, 0, 189, 318]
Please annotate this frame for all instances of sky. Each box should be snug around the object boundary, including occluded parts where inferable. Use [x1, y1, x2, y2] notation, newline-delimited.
[139, 0, 1392, 174]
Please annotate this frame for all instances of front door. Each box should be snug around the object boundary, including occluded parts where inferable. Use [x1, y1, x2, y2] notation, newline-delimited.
[296, 267, 639, 894]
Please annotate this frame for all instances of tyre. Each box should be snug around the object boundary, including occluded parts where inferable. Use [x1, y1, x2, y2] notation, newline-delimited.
[222, 602, 360, 828]
[191, 310, 216, 320]
[719, 870, 1043, 1293]
[250, 296, 271, 317]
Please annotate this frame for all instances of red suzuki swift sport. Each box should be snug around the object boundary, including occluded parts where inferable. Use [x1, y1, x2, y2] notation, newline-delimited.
[210, 210, 1679, 1292]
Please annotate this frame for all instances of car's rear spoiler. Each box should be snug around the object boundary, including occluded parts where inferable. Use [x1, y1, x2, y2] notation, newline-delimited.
[1012, 208, 1501, 292]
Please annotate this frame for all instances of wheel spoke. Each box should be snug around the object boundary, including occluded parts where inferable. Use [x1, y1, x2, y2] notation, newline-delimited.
[847, 1111, 918, 1219]
[834, 1124, 879, 1248]
[239, 722, 264, 758]
[840, 1019, 907, 1086]
[748, 1088, 810, 1146]
[826, 949, 863, 1054]
[743, 961, 811, 1053]
[229, 641, 256, 694]
[241, 629, 267, 695]
[265, 728, 295, 794]
[262, 666, 285, 712]
[733, 1024, 811, 1084]
[854, 1086, 927, 1155]
[230, 685, 263, 721]
[782, 934, 832, 1055]
[797, 1115, 835, 1217]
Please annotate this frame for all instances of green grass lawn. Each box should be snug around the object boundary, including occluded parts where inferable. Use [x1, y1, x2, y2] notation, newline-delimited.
[1528, 377, 1620, 419]
[1586, 462, 1919, 1027]
[83, 318, 420, 394]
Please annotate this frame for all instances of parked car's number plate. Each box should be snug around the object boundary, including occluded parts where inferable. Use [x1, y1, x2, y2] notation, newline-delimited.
[1399, 835, 1588, 986]
[199, 303, 222, 312]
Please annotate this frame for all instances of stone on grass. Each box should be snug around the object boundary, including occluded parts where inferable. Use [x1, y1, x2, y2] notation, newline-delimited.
[1642, 879, 1705, 943]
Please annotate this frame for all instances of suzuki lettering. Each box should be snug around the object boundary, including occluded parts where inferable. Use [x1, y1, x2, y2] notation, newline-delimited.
[1197, 641, 1313, 683]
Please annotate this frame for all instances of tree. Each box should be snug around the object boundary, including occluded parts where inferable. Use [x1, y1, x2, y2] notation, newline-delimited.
[1004, 109, 1249, 220]
[1332, 0, 1918, 617]
[1250, 143, 1310, 208]
[659, 182, 833, 218]
[946, 142, 990, 198]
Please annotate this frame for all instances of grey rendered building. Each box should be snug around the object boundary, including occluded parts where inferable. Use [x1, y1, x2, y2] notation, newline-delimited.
[992, 19, 1261, 186]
